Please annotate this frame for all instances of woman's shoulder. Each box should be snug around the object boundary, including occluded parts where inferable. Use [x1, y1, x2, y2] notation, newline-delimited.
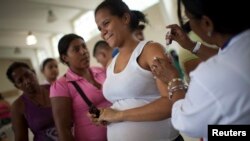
[91, 66, 105, 71]
[145, 41, 164, 47]
[50, 75, 71, 97]
[143, 41, 165, 54]
[90, 66, 106, 74]
[50, 76, 68, 90]
[90, 67, 107, 82]
[141, 41, 166, 59]
[11, 96, 25, 113]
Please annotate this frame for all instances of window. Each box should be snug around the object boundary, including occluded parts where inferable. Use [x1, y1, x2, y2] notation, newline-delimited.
[36, 49, 47, 64]
[51, 34, 63, 58]
[73, 11, 98, 42]
[124, 0, 159, 11]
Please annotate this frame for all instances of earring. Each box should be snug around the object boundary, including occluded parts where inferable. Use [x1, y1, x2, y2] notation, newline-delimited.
[207, 31, 212, 37]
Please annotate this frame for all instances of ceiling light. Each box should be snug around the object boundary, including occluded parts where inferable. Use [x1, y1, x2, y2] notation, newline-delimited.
[26, 31, 37, 46]
[47, 9, 57, 23]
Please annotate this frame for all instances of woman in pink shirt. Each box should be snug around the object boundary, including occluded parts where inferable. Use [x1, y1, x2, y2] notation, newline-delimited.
[50, 33, 110, 141]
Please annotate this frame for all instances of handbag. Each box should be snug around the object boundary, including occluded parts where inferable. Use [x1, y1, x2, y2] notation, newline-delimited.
[69, 81, 100, 118]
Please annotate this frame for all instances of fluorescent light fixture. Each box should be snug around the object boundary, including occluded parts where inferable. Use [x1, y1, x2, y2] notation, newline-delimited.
[26, 31, 37, 46]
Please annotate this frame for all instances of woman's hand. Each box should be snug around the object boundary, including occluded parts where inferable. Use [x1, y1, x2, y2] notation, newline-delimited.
[98, 108, 123, 123]
[166, 24, 195, 49]
[88, 109, 106, 126]
[151, 56, 179, 84]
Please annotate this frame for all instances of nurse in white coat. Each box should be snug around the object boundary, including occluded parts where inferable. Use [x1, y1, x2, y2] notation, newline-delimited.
[151, 0, 250, 141]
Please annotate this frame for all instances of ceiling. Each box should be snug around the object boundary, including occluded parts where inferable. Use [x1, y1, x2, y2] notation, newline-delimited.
[0, 0, 103, 50]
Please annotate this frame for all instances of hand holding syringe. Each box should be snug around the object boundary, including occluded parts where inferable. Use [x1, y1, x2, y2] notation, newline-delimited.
[165, 28, 172, 46]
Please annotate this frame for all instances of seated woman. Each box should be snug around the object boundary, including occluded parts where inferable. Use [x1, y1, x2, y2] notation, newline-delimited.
[6, 62, 58, 141]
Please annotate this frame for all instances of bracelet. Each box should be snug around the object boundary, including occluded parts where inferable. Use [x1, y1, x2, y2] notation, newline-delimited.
[192, 42, 201, 53]
[169, 84, 188, 92]
[168, 84, 188, 100]
[167, 78, 182, 89]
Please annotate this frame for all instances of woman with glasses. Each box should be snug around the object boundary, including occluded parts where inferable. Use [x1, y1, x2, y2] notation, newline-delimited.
[151, 0, 250, 141]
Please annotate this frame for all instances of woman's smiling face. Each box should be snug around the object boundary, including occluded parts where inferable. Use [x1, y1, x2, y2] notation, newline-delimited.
[95, 8, 129, 48]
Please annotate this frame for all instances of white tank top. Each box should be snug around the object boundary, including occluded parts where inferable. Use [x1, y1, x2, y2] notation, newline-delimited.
[103, 41, 179, 141]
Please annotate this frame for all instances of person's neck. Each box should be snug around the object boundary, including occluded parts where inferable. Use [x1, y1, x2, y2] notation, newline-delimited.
[119, 37, 140, 55]
[70, 67, 91, 79]
[29, 86, 50, 107]
[70, 67, 99, 88]
[214, 33, 234, 48]
[26, 85, 42, 97]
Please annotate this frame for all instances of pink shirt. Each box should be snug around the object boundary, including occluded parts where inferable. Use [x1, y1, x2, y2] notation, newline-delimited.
[0, 103, 11, 119]
[50, 67, 110, 141]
